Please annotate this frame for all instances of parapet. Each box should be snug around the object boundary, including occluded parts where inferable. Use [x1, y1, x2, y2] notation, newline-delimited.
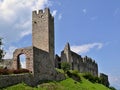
[32, 8, 53, 19]
[83, 56, 94, 62]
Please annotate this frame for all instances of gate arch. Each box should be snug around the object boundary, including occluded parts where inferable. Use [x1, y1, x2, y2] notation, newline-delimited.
[12, 47, 33, 72]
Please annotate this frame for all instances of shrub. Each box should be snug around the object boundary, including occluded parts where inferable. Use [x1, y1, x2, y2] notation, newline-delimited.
[0, 68, 29, 75]
[13, 69, 29, 74]
[0, 69, 13, 75]
[61, 62, 70, 73]
[83, 73, 101, 83]
[67, 70, 81, 82]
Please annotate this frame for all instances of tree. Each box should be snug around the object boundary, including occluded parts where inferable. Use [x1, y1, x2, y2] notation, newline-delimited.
[0, 38, 5, 61]
[61, 62, 70, 73]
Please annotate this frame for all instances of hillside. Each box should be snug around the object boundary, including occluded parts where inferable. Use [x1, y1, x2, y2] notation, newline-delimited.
[2, 73, 111, 90]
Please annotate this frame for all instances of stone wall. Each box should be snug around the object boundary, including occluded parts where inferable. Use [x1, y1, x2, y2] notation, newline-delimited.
[100, 73, 109, 87]
[83, 56, 98, 76]
[0, 74, 34, 88]
[33, 47, 55, 81]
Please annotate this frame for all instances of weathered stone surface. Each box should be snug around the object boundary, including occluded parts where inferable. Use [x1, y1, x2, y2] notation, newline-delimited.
[0, 74, 34, 88]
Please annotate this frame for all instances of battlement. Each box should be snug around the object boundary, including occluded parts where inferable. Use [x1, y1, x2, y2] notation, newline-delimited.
[32, 8, 49, 14]
[32, 8, 53, 20]
[83, 56, 96, 64]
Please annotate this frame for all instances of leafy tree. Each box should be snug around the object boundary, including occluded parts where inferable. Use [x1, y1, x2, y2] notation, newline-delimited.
[61, 62, 70, 73]
[0, 38, 5, 61]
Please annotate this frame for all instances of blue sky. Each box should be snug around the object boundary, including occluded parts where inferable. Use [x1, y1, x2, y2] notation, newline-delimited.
[0, 0, 120, 89]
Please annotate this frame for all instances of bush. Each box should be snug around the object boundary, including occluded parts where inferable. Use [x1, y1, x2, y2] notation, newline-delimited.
[0, 68, 29, 75]
[67, 70, 81, 82]
[61, 62, 70, 73]
[0, 69, 13, 75]
[13, 69, 29, 74]
[83, 73, 101, 83]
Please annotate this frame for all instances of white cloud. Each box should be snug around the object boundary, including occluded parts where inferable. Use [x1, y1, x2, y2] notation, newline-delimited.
[71, 43, 103, 54]
[52, 10, 57, 17]
[58, 14, 62, 20]
[82, 8, 87, 14]
[0, 0, 51, 45]
[4, 46, 17, 59]
[20, 54, 26, 68]
[21, 60, 26, 68]
[109, 75, 120, 89]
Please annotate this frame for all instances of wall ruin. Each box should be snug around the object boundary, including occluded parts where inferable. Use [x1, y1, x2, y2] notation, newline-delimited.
[56, 43, 98, 76]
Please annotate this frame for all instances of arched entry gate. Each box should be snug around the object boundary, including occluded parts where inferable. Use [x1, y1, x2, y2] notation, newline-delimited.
[12, 47, 33, 73]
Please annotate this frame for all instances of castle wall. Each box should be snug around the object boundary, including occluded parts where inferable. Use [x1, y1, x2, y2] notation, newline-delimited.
[60, 43, 98, 76]
[0, 74, 34, 88]
[83, 56, 98, 76]
[33, 47, 55, 80]
[100, 73, 109, 87]
[71, 51, 84, 72]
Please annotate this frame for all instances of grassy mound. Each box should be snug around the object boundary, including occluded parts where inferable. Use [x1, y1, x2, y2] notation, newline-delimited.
[2, 75, 111, 90]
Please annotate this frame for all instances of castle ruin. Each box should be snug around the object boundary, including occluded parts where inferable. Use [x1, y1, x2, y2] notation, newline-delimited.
[0, 8, 109, 88]
[55, 43, 98, 76]
[0, 8, 65, 88]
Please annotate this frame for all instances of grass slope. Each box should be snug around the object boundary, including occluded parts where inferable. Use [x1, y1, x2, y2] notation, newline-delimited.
[2, 76, 111, 90]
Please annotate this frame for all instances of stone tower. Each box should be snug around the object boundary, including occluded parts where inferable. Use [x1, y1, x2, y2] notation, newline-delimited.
[32, 8, 54, 66]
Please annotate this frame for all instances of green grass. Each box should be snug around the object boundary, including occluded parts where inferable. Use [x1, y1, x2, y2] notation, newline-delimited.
[2, 72, 111, 90]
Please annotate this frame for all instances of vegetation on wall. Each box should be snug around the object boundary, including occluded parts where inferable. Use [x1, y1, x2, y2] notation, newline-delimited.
[61, 62, 70, 73]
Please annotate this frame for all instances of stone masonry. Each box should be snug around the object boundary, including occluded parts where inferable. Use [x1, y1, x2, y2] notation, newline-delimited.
[56, 43, 98, 77]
